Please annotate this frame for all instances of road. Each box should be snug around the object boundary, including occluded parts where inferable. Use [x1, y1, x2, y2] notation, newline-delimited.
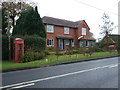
[1, 57, 119, 89]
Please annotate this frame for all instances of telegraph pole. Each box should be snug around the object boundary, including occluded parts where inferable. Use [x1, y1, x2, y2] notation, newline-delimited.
[6, 16, 13, 61]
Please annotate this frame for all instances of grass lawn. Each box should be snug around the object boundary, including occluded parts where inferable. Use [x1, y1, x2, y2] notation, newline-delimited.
[1, 51, 119, 71]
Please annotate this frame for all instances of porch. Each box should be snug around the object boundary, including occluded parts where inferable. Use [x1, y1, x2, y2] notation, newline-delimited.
[56, 35, 74, 50]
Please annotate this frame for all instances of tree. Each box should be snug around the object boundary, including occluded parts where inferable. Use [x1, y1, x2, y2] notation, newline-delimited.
[13, 6, 46, 38]
[99, 12, 117, 51]
[99, 12, 116, 36]
[89, 32, 94, 38]
[1, 8, 8, 34]
[1, 0, 35, 34]
[0, 8, 2, 30]
[2, 1, 33, 26]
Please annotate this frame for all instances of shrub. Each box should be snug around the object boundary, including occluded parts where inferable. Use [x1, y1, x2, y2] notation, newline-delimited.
[46, 47, 54, 51]
[64, 49, 73, 55]
[2, 35, 9, 60]
[44, 50, 50, 55]
[2, 35, 46, 60]
[94, 46, 104, 52]
[72, 49, 79, 54]
[20, 51, 46, 62]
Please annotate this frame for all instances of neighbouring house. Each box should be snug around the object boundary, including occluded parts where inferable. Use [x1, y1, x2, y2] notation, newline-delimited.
[101, 34, 120, 44]
[100, 34, 120, 51]
[101, 34, 120, 48]
[42, 16, 96, 50]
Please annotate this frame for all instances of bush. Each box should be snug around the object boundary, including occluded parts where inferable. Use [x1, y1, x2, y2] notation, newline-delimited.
[20, 51, 46, 62]
[2, 35, 10, 60]
[64, 49, 73, 55]
[2, 35, 46, 60]
[72, 49, 79, 54]
[46, 47, 54, 51]
[94, 46, 104, 52]
[44, 50, 50, 55]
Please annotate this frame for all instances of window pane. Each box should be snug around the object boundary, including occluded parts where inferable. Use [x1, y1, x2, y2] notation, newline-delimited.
[64, 27, 69, 34]
[82, 28, 86, 35]
[71, 40, 74, 47]
[47, 39, 54, 46]
[65, 39, 69, 45]
[49, 39, 51, 45]
[47, 25, 54, 32]
[47, 39, 49, 45]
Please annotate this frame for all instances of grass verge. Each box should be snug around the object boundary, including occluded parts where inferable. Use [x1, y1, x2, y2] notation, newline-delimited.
[1, 51, 119, 71]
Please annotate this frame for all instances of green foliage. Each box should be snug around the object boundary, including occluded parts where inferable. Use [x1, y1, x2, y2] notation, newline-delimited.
[94, 46, 104, 52]
[44, 50, 50, 55]
[64, 49, 73, 55]
[46, 47, 54, 51]
[20, 51, 46, 62]
[13, 6, 46, 38]
[116, 40, 120, 54]
[2, 35, 10, 60]
[0, 8, 2, 30]
[97, 42, 116, 49]
[2, 8, 8, 34]
[2, 35, 46, 60]
[22, 35, 46, 52]
[2, 1, 32, 26]
[70, 47, 84, 54]
[2, 52, 118, 71]
[72, 49, 79, 54]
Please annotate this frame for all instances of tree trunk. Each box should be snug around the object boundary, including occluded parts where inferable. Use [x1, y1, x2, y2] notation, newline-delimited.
[10, 15, 15, 26]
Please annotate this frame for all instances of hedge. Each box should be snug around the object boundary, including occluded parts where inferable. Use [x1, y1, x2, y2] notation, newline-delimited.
[2, 35, 46, 60]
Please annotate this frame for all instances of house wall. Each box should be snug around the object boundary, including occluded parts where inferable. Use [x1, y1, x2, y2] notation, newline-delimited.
[76, 20, 90, 48]
[45, 20, 91, 50]
[46, 24, 76, 50]
[77, 20, 90, 38]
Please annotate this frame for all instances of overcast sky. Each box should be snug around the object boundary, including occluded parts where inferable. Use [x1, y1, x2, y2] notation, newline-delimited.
[32, 0, 119, 40]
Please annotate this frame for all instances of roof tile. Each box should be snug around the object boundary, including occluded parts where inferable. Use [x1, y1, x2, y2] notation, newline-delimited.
[42, 16, 83, 28]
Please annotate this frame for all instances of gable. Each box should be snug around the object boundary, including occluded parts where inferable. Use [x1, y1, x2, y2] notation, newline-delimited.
[101, 34, 120, 43]
[80, 20, 90, 30]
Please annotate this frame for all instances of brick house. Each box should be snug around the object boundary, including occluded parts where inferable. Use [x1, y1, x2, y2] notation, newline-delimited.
[42, 16, 96, 50]
[101, 34, 120, 44]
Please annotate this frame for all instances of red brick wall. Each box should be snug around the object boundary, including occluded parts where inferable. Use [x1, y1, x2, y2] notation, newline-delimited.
[74, 20, 90, 48]
[46, 20, 90, 49]
[46, 25, 76, 50]
[77, 20, 90, 38]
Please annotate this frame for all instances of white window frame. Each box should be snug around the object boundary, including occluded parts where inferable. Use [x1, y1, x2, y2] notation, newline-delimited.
[47, 25, 54, 33]
[82, 28, 86, 35]
[71, 40, 74, 47]
[86, 41, 89, 47]
[65, 39, 69, 45]
[80, 41, 83, 47]
[64, 27, 69, 34]
[47, 39, 54, 47]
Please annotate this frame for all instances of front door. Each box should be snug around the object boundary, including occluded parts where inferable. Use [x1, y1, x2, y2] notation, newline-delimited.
[59, 39, 63, 50]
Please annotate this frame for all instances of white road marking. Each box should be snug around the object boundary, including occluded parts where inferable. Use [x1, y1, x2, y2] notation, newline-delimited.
[7, 83, 35, 90]
[1, 63, 118, 89]
[109, 64, 118, 68]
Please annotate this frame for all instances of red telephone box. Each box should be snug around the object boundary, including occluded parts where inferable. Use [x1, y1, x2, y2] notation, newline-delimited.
[13, 38, 24, 63]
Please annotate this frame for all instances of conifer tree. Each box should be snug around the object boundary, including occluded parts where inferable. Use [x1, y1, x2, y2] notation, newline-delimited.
[13, 6, 46, 38]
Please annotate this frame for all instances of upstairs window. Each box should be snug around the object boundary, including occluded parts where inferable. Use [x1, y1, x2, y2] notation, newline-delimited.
[64, 27, 69, 34]
[82, 28, 86, 35]
[47, 25, 54, 33]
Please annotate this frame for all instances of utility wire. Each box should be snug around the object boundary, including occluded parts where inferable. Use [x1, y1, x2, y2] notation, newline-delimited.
[73, 0, 119, 16]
